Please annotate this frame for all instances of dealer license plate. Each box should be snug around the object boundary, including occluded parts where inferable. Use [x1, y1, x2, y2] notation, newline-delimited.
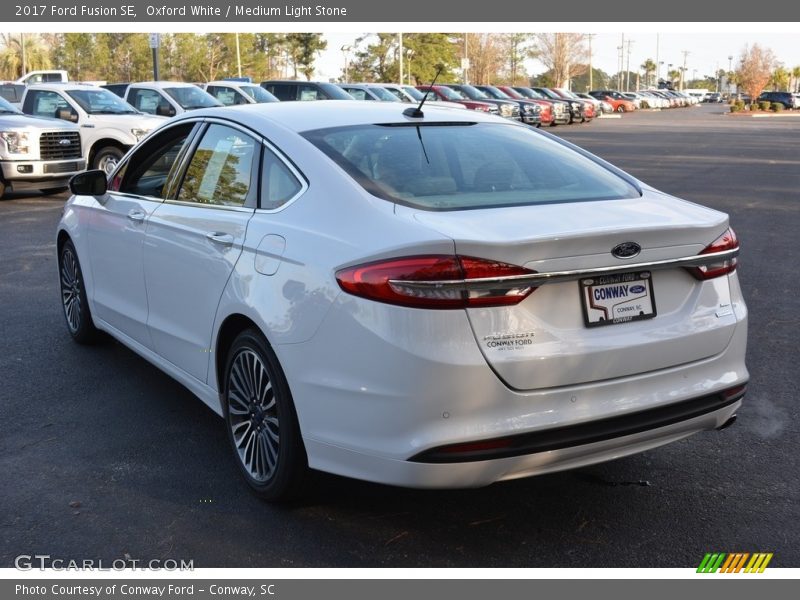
[579, 271, 657, 328]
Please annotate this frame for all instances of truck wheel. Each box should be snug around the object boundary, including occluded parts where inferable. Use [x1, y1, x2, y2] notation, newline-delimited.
[0, 179, 5, 199]
[93, 146, 124, 175]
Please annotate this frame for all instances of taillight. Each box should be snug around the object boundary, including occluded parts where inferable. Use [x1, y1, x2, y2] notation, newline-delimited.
[336, 255, 537, 309]
[688, 227, 739, 280]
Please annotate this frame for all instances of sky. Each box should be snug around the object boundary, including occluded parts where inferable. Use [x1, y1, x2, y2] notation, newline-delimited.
[313, 31, 800, 83]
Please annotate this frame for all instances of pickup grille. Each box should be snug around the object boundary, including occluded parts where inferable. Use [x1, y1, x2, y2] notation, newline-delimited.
[39, 131, 82, 160]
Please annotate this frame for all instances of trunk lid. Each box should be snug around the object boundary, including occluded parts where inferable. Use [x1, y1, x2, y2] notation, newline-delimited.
[412, 190, 737, 390]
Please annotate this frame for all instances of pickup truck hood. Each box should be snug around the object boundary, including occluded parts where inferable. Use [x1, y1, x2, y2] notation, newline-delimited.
[0, 113, 79, 131]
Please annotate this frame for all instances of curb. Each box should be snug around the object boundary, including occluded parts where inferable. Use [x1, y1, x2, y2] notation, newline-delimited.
[597, 114, 622, 119]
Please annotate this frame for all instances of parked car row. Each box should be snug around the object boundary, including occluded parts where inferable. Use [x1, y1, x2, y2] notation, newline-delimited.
[2, 76, 694, 199]
[589, 89, 700, 111]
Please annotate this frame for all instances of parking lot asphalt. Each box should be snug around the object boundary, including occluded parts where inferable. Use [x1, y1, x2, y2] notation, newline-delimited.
[1, 104, 798, 569]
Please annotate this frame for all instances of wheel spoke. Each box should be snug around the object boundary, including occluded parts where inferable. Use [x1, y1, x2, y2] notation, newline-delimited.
[232, 420, 251, 447]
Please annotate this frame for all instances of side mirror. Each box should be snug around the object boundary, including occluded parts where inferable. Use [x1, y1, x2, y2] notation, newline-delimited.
[69, 170, 108, 196]
[57, 107, 79, 123]
[156, 104, 176, 117]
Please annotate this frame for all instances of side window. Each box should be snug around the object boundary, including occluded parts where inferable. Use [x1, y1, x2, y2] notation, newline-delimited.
[207, 86, 242, 106]
[129, 89, 169, 114]
[261, 148, 303, 210]
[113, 122, 196, 198]
[266, 84, 296, 101]
[25, 90, 70, 119]
[177, 124, 257, 207]
[298, 85, 321, 101]
[344, 88, 370, 101]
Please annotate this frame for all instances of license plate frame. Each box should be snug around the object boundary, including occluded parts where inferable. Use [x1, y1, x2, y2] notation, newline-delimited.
[579, 270, 657, 328]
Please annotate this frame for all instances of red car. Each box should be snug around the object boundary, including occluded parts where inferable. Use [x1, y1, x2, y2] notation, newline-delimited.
[494, 86, 554, 126]
[589, 90, 637, 113]
[416, 85, 498, 114]
[550, 88, 596, 122]
[498, 86, 571, 126]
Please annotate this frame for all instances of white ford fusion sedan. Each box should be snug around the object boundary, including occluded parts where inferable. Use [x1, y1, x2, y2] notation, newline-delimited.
[57, 101, 748, 500]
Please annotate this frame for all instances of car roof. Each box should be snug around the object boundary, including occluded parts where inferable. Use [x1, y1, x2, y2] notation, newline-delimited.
[130, 81, 199, 88]
[170, 100, 508, 133]
[25, 83, 105, 91]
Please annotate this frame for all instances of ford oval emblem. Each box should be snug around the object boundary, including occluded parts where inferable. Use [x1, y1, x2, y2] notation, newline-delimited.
[58, 139, 71, 145]
[630, 284, 646, 294]
[611, 242, 641, 259]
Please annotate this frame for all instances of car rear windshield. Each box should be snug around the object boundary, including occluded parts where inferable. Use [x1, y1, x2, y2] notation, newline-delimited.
[302, 123, 640, 211]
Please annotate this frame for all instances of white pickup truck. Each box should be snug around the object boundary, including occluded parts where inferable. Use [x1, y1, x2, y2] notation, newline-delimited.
[107, 82, 222, 117]
[20, 83, 165, 173]
[0, 95, 85, 198]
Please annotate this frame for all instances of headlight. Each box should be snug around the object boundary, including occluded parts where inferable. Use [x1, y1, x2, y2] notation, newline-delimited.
[0, 131, 30, 154]
[523, 104, 540, 114]
[131, 128, 150, 142]
[571, 102, 581, 110]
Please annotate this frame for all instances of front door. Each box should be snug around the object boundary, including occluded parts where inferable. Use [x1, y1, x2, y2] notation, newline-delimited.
[143, 122, 259, 382]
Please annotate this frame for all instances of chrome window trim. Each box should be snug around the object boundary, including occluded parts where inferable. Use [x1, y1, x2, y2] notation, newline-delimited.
[389, 248, 740, 292]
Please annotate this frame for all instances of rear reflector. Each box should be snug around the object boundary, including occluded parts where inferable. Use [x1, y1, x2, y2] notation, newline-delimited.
[336, 255, 537, 309]
[688, 227, 739, 280]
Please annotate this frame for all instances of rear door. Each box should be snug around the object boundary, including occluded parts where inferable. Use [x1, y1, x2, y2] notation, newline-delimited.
[143, 121, 258, 382]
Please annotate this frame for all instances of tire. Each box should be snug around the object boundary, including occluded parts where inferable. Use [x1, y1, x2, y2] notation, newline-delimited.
[92, 146, 124, 175]
[223, 329, 307, 501]
[616, 105, 625, 113]
[0, 179, 6, 199]
[40, 186, 69, 195]
[59, 239, 99, 344]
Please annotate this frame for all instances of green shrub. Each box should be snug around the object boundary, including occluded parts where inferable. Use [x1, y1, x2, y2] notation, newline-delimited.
[640, 100, 650, 109]
[758, 101, 771, 111]
[772, 102, 785, 112]
[730, 104, 741, 113]
[735, 100, 746, 110]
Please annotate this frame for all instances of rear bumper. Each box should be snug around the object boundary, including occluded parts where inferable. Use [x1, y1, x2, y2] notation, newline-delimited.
[305, 397, 741, 488]
[276, 286, 749, 489]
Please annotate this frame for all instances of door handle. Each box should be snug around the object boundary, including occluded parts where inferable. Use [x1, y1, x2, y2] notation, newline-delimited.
[206, 232, 234, 247]
[127, 209, 146, 223]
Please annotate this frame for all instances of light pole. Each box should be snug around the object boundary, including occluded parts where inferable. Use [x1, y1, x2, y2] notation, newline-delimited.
[341, 45, 352, 82]
[728, 55, 734, 95]
[398, 33, 403, 85]
[658, 61, 664, 86]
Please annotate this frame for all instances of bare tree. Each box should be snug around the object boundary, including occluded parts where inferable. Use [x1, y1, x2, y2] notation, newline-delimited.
[465, 34, 504, 85]
[737, 44, 777, 104]
[533, 33, 588, 88]
[504, 33, 535, 85]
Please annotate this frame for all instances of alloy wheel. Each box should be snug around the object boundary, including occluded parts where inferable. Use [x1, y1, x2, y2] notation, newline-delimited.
[227, 348, 280, 483]
[60, 246, 82, 333]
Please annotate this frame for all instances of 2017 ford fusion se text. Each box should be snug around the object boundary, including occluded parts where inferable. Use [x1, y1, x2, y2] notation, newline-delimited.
[57, 101, 748, 500]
